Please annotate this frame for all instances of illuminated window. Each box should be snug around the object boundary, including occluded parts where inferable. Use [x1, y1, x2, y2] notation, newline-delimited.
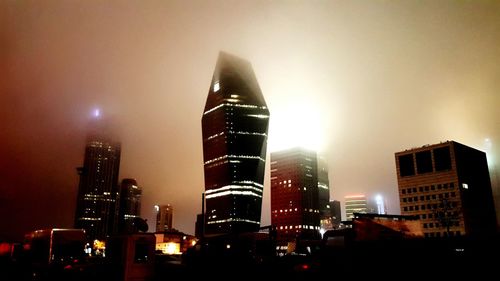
[213, 81, 220, 92]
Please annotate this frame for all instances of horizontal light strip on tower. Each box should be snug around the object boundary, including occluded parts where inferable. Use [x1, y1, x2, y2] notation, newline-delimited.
[233, 180, 264, 188]
[206, 131, 225, 141]
[79, 217, 101, 221]
[246, 114, 269, 119]
[204, 131, 267, 142]
[203, 103, 267, 115]
[206, 185, 263, 195]
[204, 154, 266, 165]
[207, 218, 260, 224]
[205, 190, 262, 199]
[318, 183, 329, 190]
[229, 130, 267, 136]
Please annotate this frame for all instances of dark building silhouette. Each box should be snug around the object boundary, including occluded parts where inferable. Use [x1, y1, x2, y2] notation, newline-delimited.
[329, 200, 342, 226]
[195, 213, 204, 239]
[201, 52, 269, 235]
[74, 123, 121, 241]
[118, 178, 142, 233]
[396, 141, 497, 238]
[317, 156, 332, 229]
[271, 147, 321, 243]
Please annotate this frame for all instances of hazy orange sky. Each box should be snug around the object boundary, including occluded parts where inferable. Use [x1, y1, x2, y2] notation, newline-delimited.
[1, 0, 499, 240]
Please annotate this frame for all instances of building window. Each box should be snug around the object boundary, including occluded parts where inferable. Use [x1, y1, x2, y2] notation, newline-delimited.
[399, 154, 415, 177]
[451, 192, 456, 197]
[403, 198, 407, 202]
[420, 196, 424, 201]
[423, 223, 428, 228]
[403, 207, 408, 212]
[402, 189, 406, 194]
[416, 150, 433, 174]
[434, 146, 451, 171]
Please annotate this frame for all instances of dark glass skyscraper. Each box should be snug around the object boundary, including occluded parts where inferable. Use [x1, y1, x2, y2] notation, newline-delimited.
[202, 52, 269, 235]
[118, 178, 142, 233]
[74, 118, 121, 241]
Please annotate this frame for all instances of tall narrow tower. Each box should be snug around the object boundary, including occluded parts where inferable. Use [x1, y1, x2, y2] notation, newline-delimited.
[74, 113, 121, 240]
[118, 178, 142, 233]
[201, 52, 270, 235]
[317, 156, 331, 228]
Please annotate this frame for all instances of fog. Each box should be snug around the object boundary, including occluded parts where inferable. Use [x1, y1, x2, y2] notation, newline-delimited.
[1, 0, 499, 240]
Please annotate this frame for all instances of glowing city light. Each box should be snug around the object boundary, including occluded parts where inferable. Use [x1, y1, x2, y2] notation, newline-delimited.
[93, 108, 101, 118]
[375, 194, 386, 214]
[268, 98, 325, 152]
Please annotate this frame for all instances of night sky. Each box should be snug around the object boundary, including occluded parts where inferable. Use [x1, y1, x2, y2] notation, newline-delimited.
[1, 0, 499, 241]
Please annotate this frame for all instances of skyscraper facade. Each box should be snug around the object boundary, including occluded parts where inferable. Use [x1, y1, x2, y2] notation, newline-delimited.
[74, 134, 121, 241]
[155, 204, 173, 232]
[118, 178, 142, 233]
[345, 195, 367, 221]
[271, 148, 321, 243]
[201, 52, 270, 235]
[396, 141, 497, 238]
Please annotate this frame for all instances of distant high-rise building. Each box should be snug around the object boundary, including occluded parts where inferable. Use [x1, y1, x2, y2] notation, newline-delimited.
[118, 178, 142, 233]
[74, 121, 121, 240]
[155, 204, 173, 232]
[317, 156, 331, 225]
[329, 200, 342, 226]
[396, 141, 497, 238]
[345, 195, 367, 221]
[271, 147, 321, 242]
[201, 52, 270, 235]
